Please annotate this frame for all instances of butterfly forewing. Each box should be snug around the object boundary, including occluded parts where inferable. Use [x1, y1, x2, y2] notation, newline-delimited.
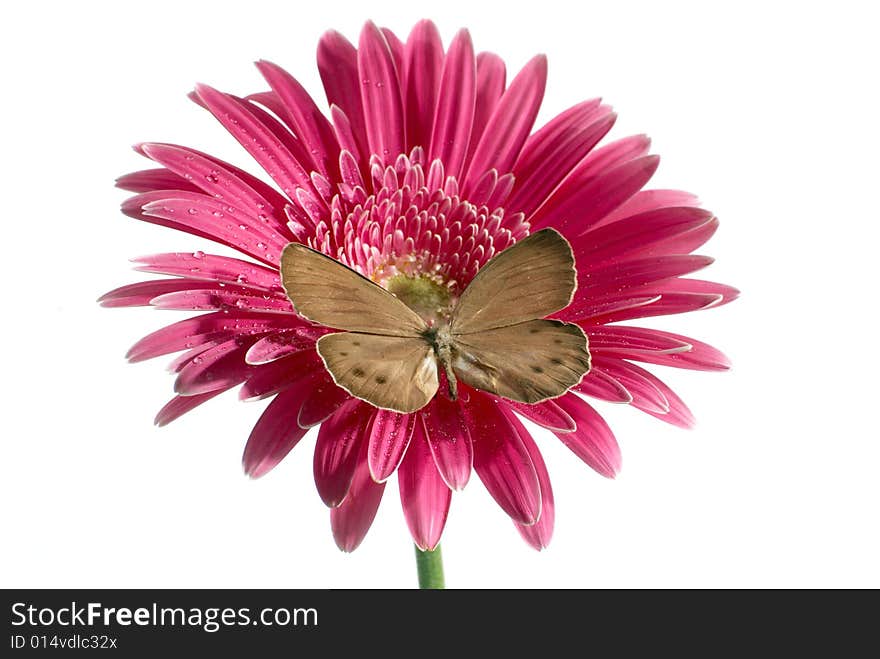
[317, 332, 439, 414]
[451, 228, 577, 335]
[451, 320, 590, 404]
[280, 243, 426, 336]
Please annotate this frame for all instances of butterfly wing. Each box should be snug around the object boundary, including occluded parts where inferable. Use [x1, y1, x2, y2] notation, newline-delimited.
[318, 332, 439, 414]
[280, 243, 426, 337]
[451, 228, 577, 335]
[451, 320, 590, 404]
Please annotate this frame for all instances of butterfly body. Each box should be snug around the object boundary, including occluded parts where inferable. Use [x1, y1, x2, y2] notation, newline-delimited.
[281, 228, 591, 414]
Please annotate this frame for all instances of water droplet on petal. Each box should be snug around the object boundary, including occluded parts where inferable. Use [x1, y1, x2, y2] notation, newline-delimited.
[192, 251, 205, 259]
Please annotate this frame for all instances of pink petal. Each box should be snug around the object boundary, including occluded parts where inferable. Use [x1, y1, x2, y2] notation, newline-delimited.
[314, 399, 375, 507]
[243, 385, 312, 478]
[571, 207, 716, 266]
[607, 330, 731, 371]
[574, 369, 633, 404]
[238, 350, 322, 401]
[587, 326, 693, 355]
[464, 55, 546, 189]
[138, 142, 291, 239]
[506, 399, 576, 433]
[174, 338, 254, 396]
[132, 252, 281, 291]
[420, 395, 473, 491]
[298, 377, 351, 428]
[500, 407, 554, 550]
[464, 52, 506, 170]
[255, 60, 338, 179]
[331, 444, 386, 551]
[154, 390, 226, 427]
[358, 21, 405, 164]
[558, 294, 661, 323]
[641, 279, 740, 308]
[429, 29, 476, 180]
[367, 410, 416, 482]
[578, 255, 714, 298]
[244, 330, 321, 365]
[572, 133, 652, 181]
[597, 188, 701, 227]
[318, 30, 368, 157]
[150, 287, 292, 313]
[126, 311, 292, 363]
[380, 27, 406, 75]
[98, 279, 207, 308]
[116, 168, 201, 194]
[398, 418, 452, 551]
[510, 101, 615, 216]
[553, 394, 622, 478]
[589, 357, 670, 414]
[193, 83, 316, 203]
[623, 364, 696, 428]
[403, 20, 444, 150]
[529, 155, 660, 234]
[575, 292, 723, 325]
[465, 390, 541, 525]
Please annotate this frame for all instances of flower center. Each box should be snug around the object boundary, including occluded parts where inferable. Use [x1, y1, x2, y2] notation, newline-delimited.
[304, 147, 531, 322]
[386, 273, 454, 324]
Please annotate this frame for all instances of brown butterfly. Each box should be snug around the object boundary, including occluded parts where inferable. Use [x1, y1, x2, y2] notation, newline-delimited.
[279, 228, 590, 414]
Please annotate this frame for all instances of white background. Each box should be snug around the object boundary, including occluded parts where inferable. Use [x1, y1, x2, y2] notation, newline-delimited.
[1, 0, 877, 588]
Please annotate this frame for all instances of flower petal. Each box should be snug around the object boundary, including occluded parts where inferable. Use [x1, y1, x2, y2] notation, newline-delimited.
[150, 287, 292, 313]
[571, 207, 716, 266]
[506, 400, 576, 433]
[98, 279, 208, 308]
[318, 30, 368, 156]
[623, 364, 696, 428]
[529, 154, 660, 234]
[314, 399, 374, 507]
[578, 255, 714, 298]
[244, 330, 321, 365]
[331, 444, 386, 551]
[116, 168, 201, 194]
[238, 350, 322, 401]
[574, 369, 633, 404]
[193, 83, 318, 205]
[298, 377, 351, 428]
[174, 338, 254, 396]
[608, 330, 731, 371]
[587, 326, 694, 356]
[510, 101, 615, 216]
[465, 55, 546, 188]
[466, 390, 541, 525]
[420, 395, 473, 491]
[154, 390, 226, 427]
[358, 21, 405, 165]
[589, 357, 670, 414]
[598, 188, 701, 227]
[126, 311, 291, 363]
[255, 60, 338, 179]
[429, 29, 476, 180]
[465, 52, 506, 169]
[500, 407, 554, 550]
[403, 20, 444, 152]
[132, 252, 281, 290]
[243, 386, 312, 478]
[398, 418, 452, 551]
[367, 409, 416, 482]
[553, 394, 622, 478]
[576, 292, 723, 325]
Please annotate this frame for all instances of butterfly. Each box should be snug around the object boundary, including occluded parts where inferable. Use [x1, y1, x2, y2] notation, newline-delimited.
[279, 228, 591, 414]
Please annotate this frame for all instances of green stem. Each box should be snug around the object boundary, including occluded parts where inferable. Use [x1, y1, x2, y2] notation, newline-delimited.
[414, 544, 445, 589]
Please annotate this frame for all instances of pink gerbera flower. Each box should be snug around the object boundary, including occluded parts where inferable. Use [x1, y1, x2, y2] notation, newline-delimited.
[102, 20, 736, 565]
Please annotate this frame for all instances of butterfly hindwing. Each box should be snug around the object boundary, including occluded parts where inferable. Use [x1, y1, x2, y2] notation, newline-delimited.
[451, 319, 590, 404]
[451, 228, 577, 335]
[280, 243, 426, 337]
[317, 332, 440, 413]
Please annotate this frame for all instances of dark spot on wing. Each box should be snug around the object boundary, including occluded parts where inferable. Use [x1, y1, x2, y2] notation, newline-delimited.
[352, 341, 361, 347]
[550, 358, 563, 365]
[352, 367, 365, 377]
[531, 365, 544, 374]
[529, 328, 540, 334]
[375, 375, 387, 384]
[339, 351, 348, 357]
[553, 339, 563, 344]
